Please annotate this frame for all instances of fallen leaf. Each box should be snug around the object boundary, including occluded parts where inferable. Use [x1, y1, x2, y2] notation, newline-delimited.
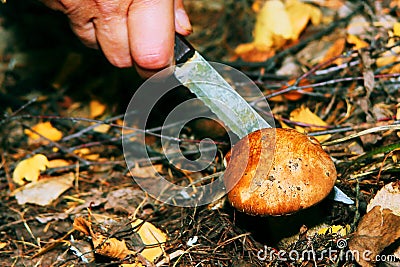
[394, 22, 400, 36]
[289, 106, 331, 142]
[349, 206, 400, 267]
[73, 148, 100, 160]
[73, 217, 133, 260]
[322, 37, 346, 65]
[13, 154, 49, 185]
[93, 123, 110, 133]
[73, 217, 167, 263]
[280, 78, 313, 101]
[347, 34, 369, 50]
[254, 0, 293, 48]
[285, 0, 321, 40]
[375, 23, 400, 73]
[12, 172, 74, 206]
[234, 43, 275, 62]
[24, 122, 63, 143]
[131, 219, 167, 262]
[235, 0, 321, 62]
[310, 0, 344, 9]
[48, 159, 70, 168]
[0, 242, 7, 249]
[367, 182, 400, 216]
[90, 100, 106, 118]
[104, 188, 146, 214]
[317, 224, 350, 236]
[129, 163, 163, 178]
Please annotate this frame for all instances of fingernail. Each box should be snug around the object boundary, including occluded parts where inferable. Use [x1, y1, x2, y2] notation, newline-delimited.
[176, 9, 192, 34]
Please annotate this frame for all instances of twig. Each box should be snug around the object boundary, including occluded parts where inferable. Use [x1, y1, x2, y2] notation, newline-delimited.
[31, 229, 75, 259]
[323, 123, 400, 146]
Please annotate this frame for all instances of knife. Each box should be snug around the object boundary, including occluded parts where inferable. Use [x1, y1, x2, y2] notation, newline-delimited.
[173, 34, 353, 205]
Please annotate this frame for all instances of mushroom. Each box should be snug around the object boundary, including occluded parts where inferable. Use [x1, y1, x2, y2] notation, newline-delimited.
[224, 128, 336, 216]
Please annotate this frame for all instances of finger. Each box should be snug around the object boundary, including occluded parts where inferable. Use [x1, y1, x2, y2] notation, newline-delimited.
[174, 0, 192, 35]
[91, 2, 133, 68]
[128, 0, 175, 71]
[49, 0, 99, 49]
[70, 21, 98, 49]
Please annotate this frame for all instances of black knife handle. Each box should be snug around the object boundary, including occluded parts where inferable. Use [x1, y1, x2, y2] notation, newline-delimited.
[174, 34, 195, 64]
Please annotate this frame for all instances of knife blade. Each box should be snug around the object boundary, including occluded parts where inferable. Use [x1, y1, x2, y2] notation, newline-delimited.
[173, 34, 353, 205]
[174, 35, 271, 139]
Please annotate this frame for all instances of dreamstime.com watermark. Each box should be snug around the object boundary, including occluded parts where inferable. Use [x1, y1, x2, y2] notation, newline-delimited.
[257, 238, 398, 263]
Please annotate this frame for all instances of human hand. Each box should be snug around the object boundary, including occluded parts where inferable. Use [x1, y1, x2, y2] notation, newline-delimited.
[40, 0, 192, 77]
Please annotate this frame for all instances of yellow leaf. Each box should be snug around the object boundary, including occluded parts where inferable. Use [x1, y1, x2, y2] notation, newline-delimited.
[74, 148, 90, 156]
[131, 219, 167, 263]
[13, 154, 49, 185]
[290, 106, 331, 142]
[73, 148, 99, 160]
[394, 22, 400, 37]
[286, 0, 321, 40]
[48, 159, 70, 168]
[24, 122, 63, 142]
[90, 100, 106, 118]
[376, 49, 398, 66]
[234, 43, 275, 62]
[254, 0, 293, 48]
[84, 154, 100, 161]
[93, 123, 110, 133]
[0, 242, 7, 249]
[318, 225, 350, 236]
[346, 34, 369, 50]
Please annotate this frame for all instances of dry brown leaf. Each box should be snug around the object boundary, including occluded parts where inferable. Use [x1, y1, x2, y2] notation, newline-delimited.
[349, 206, 400, 267]
[12, 173, 74, 206]
[131, 219, 167, 262]
[73, 217, 167, 263]
[24, 121, 63, 143]
[13, 154, 49, 185]
[129, 163, 163, 178]
[73, 217, 133, 260]
[73, 217, 93, 236]
[90, 100, 107, 118]
[289, 106, 331, 142]
[367, 182, 400, 216]
[94, 235, 133, 260]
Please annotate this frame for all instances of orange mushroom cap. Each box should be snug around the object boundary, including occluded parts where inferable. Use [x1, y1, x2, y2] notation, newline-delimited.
[224, 128, 336, 216]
